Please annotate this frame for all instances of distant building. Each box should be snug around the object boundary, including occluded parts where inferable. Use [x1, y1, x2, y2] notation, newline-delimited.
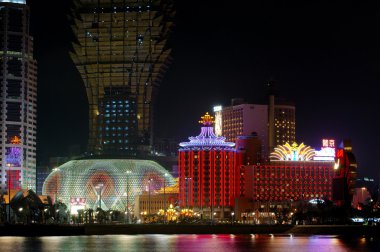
[273, 104, 296, 148]
[213, 98, 295, 161]
[219, 103, 268, 158]
[0, 0, 37, 193]
[135, 180, 179, 221]
[69, 0, 175, 157]
[178, 113, 236, 220]
[153, 138, 179, 157]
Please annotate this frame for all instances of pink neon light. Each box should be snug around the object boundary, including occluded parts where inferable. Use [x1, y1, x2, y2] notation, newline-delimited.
[179, 126, 235, 148]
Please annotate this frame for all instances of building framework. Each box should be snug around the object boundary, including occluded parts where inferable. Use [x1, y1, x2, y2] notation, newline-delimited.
[70, 0, 174, 156]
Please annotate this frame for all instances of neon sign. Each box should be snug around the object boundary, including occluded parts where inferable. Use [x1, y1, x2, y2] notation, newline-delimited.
[270, 142, 316, 161]
[6, 147, 21, 166]
[322, 139, 335, 148]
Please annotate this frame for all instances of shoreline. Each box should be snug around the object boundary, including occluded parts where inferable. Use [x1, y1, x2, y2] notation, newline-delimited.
[1, 224, 379, 237]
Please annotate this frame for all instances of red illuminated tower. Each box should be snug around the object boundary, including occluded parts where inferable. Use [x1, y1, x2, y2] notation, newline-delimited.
[178, 113, 236, 220]
[333, 140, 357, 208]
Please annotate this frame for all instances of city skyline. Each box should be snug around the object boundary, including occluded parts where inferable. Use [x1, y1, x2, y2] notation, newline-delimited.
[29, 0, 380, 178]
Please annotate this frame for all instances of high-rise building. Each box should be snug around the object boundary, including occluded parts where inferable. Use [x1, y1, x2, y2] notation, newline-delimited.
[218, 103, 268, 158]
[70, 0, 174, 157]
[273, 104, 296, 147]
[214, 100, 295, 160]
[178, 113, 236, 220]
[0, 0, 37, 193]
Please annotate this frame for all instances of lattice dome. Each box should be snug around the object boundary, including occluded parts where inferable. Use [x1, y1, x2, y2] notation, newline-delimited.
[42, 159, 175, 212]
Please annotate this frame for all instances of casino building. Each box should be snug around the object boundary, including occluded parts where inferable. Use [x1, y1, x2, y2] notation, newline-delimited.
[235, 139, 357, 221]
[42, 159, 175, 214]
[70, 0, 174, 157]
[238, 142, 335, 203]
[178, 113, 236, 219]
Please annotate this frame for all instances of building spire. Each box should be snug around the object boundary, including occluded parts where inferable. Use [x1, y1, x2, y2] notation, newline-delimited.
[198, 112, 214, 126]
[179, 113, 234, 148]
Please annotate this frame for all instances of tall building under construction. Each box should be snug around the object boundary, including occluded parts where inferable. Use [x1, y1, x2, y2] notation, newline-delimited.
[70, 0, 174, 157]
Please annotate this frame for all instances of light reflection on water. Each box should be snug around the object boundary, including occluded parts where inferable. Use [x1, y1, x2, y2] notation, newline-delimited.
[0, 234, 379, 252]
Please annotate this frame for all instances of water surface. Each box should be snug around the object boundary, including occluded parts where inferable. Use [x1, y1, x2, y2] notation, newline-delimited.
[1, 234, 379, 251]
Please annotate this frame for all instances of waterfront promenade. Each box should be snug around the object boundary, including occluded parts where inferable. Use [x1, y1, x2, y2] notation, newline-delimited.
[1, 224, 379, 237]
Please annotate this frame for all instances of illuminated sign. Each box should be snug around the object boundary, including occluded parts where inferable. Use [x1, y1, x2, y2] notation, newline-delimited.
[6, 147, 21, 166]
[270, 142, 316, 161]
[70, 197, 86, 215]
[214, 108, 222, 136]
[213, 105, 222, 112]
[71, 197, 86, 206]
[314, 147, 335, 161]
[336, 149, 344, 158]
[322, 139, 335, 148]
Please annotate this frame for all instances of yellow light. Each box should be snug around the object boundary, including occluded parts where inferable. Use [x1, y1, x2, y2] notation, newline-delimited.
[334, 159, 340, 170]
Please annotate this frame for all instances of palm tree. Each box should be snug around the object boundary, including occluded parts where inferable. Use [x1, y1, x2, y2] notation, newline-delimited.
[10, 189, 45, 224]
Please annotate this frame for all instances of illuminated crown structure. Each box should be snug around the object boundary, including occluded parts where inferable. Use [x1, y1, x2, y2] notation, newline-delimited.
[179, 112, 235, 149]
[178, 113, 236, 219]
[270, 142, 316, 161]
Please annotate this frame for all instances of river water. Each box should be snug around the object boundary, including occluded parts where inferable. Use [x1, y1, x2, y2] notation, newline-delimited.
[1, 234, 379, 251]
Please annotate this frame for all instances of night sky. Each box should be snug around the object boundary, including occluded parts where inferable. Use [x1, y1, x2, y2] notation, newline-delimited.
[28, 0, 380, 179]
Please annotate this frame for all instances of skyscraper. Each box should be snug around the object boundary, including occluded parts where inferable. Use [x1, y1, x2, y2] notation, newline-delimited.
[70, 0, 174, 157]
[214, 100, 296, 161]
[178, 113, 236, 220]
[0, 0, 37, 192]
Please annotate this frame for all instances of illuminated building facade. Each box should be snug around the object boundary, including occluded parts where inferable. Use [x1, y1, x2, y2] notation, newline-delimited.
[42, 159, 175, 213]
[237, 142, 335, 205]
[0, 0, 37, 193]
[135, 180, 178, 220]
[220, 103, 268, 157]
[273, 104, 296, 147]
[214, 101, 295, 161]
[70, 0, 174, 156]
[178, 113, 236, 219]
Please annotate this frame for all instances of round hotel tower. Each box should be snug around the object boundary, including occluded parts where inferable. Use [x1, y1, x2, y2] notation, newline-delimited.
[178, 113, 236, 220]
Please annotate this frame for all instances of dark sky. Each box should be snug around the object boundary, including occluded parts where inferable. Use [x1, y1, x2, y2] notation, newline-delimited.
[28, 0, 380, 179]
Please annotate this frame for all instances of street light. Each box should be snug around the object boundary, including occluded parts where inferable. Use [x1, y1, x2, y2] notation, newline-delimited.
[52, 167, 60, 203]
[231, 211, 235, 225]
[126, 171, 131, 224]
[148, 178, 153, 215]
[7, 163, 11, 223]
[164, 173, 167, 224]
[95, 183, 104, 209]
[185, 177, 192, 208]
[361, 187, 366, 204]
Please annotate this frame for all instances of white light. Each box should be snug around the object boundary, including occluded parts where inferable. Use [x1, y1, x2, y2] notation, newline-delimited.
[213, 105, 222, 112]
[0, 0, 26, 4]
[334, 159, 340, 170]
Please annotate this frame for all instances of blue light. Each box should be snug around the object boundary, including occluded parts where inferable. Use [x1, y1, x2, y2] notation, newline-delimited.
[0, 0, 26, 4]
